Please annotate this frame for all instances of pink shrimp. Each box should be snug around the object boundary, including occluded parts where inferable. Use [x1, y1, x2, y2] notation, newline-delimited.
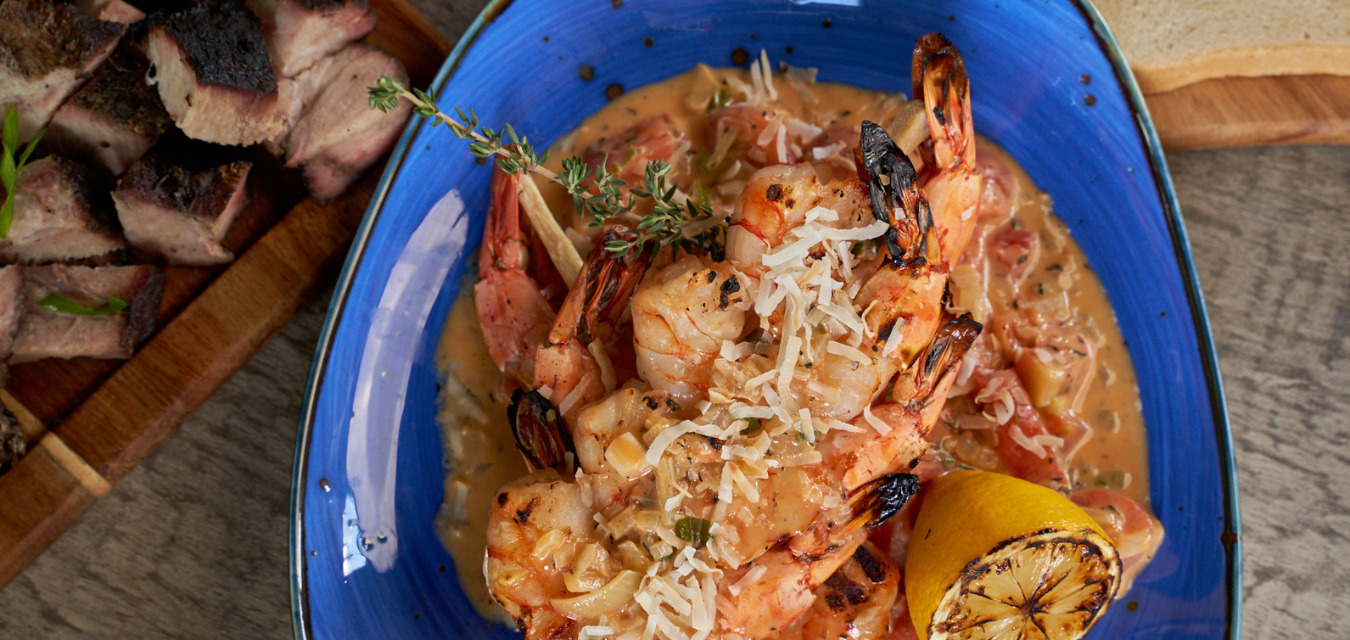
[913, 33, 983, 268]
[473, 167, 560, 387]
[532, 228, 653, 420]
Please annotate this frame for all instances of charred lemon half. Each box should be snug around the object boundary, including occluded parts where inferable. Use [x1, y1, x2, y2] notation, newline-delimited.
[906, 470, 1122, 640]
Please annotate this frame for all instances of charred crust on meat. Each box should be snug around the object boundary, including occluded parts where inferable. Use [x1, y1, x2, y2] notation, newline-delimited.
[496, 491, 509, 507]
[119, 151, 252, 221]
[149, 0, 276, 94]
[126, 266, 165, 347]
[0, 0, 125, 78]
[67, 46, 172, 139]
[0, 402, 24, 473]
[290, 0, 372, 10]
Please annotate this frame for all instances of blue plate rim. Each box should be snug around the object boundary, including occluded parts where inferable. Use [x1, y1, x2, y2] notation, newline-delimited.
[288, 1, 1244, 637]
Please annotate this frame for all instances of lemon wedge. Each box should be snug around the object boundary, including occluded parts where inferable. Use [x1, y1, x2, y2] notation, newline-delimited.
[905, 470, 1122, 640]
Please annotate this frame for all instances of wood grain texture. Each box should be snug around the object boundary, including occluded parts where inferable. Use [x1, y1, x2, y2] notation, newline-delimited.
[0, 436, 100, 588]
[0, 1, 1345, 639]
[1148, 75, 1350, 151]
[0, 0, 445, 599]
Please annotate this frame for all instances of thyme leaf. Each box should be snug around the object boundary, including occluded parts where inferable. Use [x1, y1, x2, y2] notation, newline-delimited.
[367, 76, 725, 260]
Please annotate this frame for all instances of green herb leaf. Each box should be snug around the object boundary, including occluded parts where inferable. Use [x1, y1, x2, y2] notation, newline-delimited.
[740, 418, 762, 436]
[35, 295, 128, 316]
[17, 127, 42, 167]
[2, 105, 17, 157]
[673, 516, 712, 548]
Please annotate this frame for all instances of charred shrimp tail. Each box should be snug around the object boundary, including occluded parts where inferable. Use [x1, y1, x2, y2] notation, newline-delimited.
[507, 388, 576, 474]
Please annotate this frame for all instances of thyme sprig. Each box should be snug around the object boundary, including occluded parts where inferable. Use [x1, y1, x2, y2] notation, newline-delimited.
[1, 104, 46, 239]
[368, 76, 723, 258]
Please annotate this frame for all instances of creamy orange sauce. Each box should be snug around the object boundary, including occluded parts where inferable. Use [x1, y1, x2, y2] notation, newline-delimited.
[435, 65, 1152, 623]
[932, 143, 1151, 505]
[433, 281, 526, 623]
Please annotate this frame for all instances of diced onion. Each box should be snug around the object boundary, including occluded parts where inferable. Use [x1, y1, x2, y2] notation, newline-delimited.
[551, 570, 642, 618]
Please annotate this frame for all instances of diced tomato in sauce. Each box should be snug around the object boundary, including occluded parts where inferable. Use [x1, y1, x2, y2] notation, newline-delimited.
[972, 370, 1073, 488]
[1071, 489, 1165, 590]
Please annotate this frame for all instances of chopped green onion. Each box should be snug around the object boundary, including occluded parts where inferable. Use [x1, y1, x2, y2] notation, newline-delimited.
[1, 104, 46, 239]
[673, 516, 712, 548]
[35, 294, 128, 316]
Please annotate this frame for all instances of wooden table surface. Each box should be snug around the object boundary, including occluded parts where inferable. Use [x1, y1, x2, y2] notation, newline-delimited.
[2, 1, 1348, 638]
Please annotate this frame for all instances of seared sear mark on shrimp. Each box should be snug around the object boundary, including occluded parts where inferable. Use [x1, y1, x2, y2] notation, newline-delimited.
[718, 275, 743, 310]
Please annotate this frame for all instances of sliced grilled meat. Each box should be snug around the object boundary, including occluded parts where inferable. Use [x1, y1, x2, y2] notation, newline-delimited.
[247, 0, 375, 77]
[0, 265, 22, 376]
[0, 0, 125, 141]
[0, 397, 22, 474]
[284, 42, 410, 200]
[113, 152, 251, 265]
[96, 0, 144, 24]
[146, 0, 281, 146]
[45, 46, 171, 175]
[0, 156, 126, 265]
[10, 263, 163, 362]
[74, 0, 145, 23]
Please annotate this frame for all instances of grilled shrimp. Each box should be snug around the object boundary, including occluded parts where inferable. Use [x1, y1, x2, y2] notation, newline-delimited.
[779, 542, 902, 640]
[630, 255, 753, 406]
[817, 315, 982, 492]
[583, 114, 691, 197]
[716, 474, 918, 638]
[488, 391, 613, 640]
[720, 124, 954, 423]
[533, 228, 653, 420]
[474, 167, 560, 387]
[913, 33, 982, 267]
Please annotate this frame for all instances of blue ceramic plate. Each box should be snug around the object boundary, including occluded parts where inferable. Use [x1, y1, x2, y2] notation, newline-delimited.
[291, 1, 1242, 638]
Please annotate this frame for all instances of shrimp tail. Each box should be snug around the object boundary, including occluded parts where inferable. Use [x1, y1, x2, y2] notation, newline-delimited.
[551, 228, 653, 347]
[913, 33, 975, 173]
[507, 388, 576, 474]
[858, 120, 936, 267]
[844, 472, 920, 533]
[891, 314, 982, 426]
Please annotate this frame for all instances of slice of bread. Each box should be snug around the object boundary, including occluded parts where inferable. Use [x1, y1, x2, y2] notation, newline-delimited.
[1093, 0, 1350, 94]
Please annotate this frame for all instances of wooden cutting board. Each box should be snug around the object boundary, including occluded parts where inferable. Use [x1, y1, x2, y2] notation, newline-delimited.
[0, 0, 451, 588]
[1146, 74, 1350, 150]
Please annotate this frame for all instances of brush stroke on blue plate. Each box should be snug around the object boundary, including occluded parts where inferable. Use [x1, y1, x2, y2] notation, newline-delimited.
[291, 1, 1241, 638]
